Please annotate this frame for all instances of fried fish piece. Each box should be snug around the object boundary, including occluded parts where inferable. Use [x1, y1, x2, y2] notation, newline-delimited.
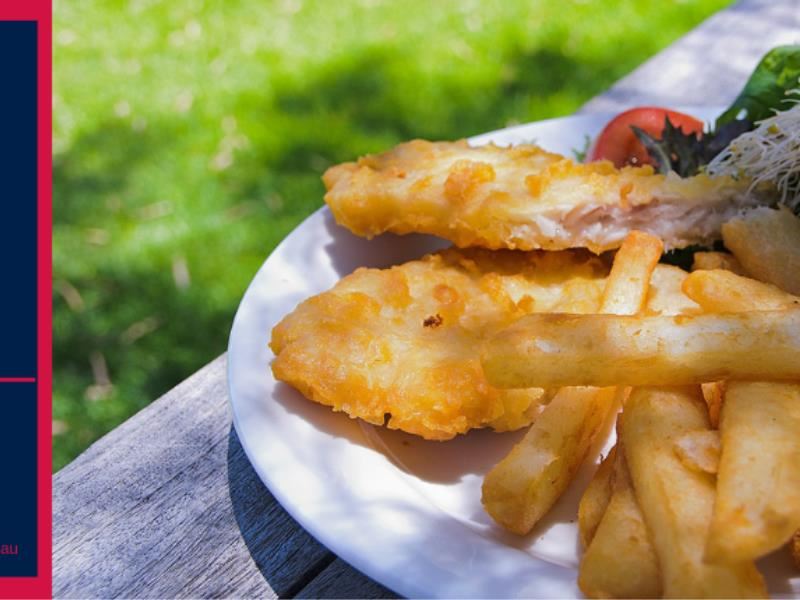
[323, 140, 765, 253]
[270, 247, 609, 440]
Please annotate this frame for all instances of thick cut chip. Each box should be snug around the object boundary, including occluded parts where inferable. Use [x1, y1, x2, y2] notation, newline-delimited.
[578, 446, 616, 549]
[643, 263, 701, 316]
[271, 247, 608, 440]
[682, 263, 800, 563]
[579, 439, 661, 599]
[701, 381, 725, 429]
[722, 205, 800, 294]
[482, 309, 800, 389]
[480, 385, 618, 535]
[481, 231, 661, 535]
[673, 429, 720, 474]
[621, 386, 766, 598]
[691, 251, 746, 274]
[707, 382, 800, 563]
[323, 140, 764, 253]
[597, 230, 664, 315]
[682, 269, 800, 311]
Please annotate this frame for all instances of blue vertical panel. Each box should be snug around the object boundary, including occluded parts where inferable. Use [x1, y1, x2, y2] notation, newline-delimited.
[0, 21, 37, 578]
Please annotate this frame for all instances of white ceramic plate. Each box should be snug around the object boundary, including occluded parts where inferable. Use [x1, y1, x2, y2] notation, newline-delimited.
[228, 110, 799, 598]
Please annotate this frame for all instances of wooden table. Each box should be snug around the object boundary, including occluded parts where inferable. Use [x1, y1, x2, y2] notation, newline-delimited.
[53, 2, 800, 597]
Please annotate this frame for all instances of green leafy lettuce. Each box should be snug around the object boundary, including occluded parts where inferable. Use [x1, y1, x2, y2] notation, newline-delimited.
[716, 45, 800, 128]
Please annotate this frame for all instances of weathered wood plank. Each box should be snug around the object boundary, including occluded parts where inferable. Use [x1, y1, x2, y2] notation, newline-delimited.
[295, 558, 398, 599]
[53, 356, 332, 599]
[579, 0, 800, 114]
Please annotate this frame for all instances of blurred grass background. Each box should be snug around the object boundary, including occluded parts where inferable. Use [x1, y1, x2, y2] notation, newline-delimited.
[53, 0, 730, 471]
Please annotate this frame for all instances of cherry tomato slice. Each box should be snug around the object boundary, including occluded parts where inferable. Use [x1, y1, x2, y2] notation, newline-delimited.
[587, 107, 704, 168]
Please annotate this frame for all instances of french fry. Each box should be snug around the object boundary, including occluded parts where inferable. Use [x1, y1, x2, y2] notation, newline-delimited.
[691, 251, 746, 274]
[706, 382, 800, 563]
[482, 231, 662, 534]
[621, 386, 766, 598]
[646, 263, 702, 316]
[598, 230, 664, 315]
[673, 429, 720, 474]
[578, 446, 616, 549]
[681, 266, 800, 563]
[700, 381, 724, 429]
[686, 258, 739, 428]
[792, 530, 800, 571]
[687, 266, 738, 429]
[579, 439, 661, 599]
[482, 309, 800, 388]
[481, 385, 618, 534]
[682, 269, 800, 311]
[722, 205, 800, 294]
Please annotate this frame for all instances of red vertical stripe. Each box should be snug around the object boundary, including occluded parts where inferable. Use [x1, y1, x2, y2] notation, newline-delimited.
[0, 1, 51, 598]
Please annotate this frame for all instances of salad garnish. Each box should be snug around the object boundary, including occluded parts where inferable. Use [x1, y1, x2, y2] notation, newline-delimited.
[600, 44, 800, 214]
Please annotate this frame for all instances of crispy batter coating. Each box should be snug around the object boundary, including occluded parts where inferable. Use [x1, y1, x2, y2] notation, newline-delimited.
[270, 247, 609, 439]
[323, 140, 764, 253]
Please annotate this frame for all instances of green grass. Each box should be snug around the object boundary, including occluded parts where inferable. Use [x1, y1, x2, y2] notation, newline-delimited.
[53, 0, 731, 471]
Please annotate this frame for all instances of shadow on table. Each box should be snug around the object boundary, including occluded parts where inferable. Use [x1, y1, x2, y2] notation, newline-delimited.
[226, 426, 399, 599]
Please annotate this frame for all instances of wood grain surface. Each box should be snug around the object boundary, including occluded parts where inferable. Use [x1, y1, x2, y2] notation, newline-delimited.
[53, 2, 800, 597]
[53, 357, 376, 598]
[579, 0, 799, 114]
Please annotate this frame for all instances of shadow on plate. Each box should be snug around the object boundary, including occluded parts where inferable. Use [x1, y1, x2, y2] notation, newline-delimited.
[362, 423, 528, 485]
[273, 377, 535, 486]
[271, 380, 390, 455]
[322, 209, 447, 277]
[757, 545, 797, 597]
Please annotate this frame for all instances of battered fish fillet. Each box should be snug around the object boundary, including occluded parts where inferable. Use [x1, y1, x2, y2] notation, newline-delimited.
[323, 140, 767, 253]
[270, 247, 610, 440]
